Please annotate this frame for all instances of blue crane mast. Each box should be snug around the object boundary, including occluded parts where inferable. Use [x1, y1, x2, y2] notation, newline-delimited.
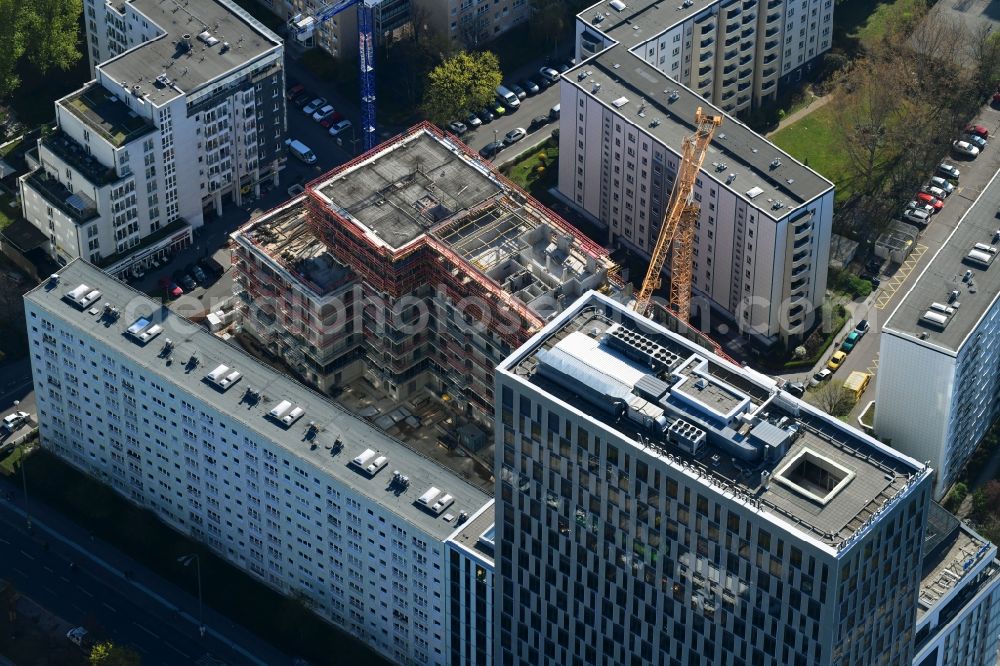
[293, 0, 379, 151]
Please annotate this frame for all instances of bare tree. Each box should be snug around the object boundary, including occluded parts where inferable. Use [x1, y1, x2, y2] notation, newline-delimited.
[812, 382, 854, 417]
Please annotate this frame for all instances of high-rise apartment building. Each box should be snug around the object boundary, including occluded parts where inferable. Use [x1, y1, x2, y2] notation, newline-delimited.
[19, 0, 286, 278]
[25, 259, 492, 666]
[446, 500, 495, 666]
[558, 0, 835, 345]
[495, 290, 933, 665]
[575, 0, 834, 115]
[877, 170, 1000, 500]
[231, 123, 621, 426]
[556, 59, 833, 343]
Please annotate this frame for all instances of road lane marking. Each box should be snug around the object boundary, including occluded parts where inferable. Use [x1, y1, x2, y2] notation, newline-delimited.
[77, 587, 94, 597]
[103, 602, 117, 612]
[19, 549, 35, 560]
[60, 576, 70, 583]
[0, 537, 9, 544]
[12, 567, 27, 577]
[44, 566, 53, 573]
[42, 586, 56, 596]
[165, 643, 190, 658]
[133, 622, 160, 639]
[875, 243, 927, 310]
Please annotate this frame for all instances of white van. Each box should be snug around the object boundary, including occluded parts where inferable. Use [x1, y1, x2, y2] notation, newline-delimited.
[496, 85, 520, 110]
[287, 139, 317, 164]
[549, 103, 560, 121]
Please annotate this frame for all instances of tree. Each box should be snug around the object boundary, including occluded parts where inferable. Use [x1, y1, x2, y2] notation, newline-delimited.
[0, 0, 28, 98]
[422, 51, 502, 126]
[813, 382, 854, 417]
[90, 642, 141, 666]
[25, 0, 83, 75]
[530, 0, 566, 52]
[0, 0, 82, 100]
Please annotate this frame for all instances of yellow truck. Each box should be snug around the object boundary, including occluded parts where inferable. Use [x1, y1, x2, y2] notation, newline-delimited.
[843, 371, 871, 402]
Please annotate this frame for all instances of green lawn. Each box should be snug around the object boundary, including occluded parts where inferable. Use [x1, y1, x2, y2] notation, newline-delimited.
[770, 102, 853, 200]
[504, 137, 559, 198]
[0, 190, 19, 230]
[0, 443, 28, 476]
[22, 450, 391, 666]
[833, 0, 929, 54]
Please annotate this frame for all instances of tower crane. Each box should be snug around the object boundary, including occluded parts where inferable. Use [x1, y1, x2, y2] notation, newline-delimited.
[633, 107, 722, 319]
[290, 0, 380, 151]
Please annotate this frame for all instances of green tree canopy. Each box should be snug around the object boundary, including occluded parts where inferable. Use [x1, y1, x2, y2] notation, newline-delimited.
[423, 51, 502, 126]
[0, 0, 81, 99]
[90, 642, 142, 666]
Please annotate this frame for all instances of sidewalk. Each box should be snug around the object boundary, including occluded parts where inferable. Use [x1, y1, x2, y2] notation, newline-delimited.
[766, 92, 833, 137]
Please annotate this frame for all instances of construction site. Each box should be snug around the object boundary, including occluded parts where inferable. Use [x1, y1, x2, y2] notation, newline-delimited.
[231, 123, 623, 488]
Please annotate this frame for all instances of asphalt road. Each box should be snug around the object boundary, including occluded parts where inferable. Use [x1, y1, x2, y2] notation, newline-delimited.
[0, 476, 290, 666]
[458, 80, 562, 164]
[796, 100, 1000, 421]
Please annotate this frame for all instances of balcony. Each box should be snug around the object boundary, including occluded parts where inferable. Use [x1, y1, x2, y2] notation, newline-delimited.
[97, 217, 192, 270]
[793, 234, 811, 250]
[742, 12, 756, 24]
[725, 35, 740, 47]
[792, 251, 811, 269]
[766, 11, 781, 23]
[765, 27, 780, 38]
[700, 37, 715, 49]
[767, 0, 782, 8]
[743, 0, 757, 9]
[723, 77, 738, 88]
[763, 52, 778, 64]
[24, 170, 99, 224]
[793, 222, 813, 240]
[723, 48, 738, 62]
[41, 131, 120, 186]
[790, 277, 809, 291]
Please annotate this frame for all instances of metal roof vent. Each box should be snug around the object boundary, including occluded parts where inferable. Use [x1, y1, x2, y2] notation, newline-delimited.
[205, 364, 242, 391]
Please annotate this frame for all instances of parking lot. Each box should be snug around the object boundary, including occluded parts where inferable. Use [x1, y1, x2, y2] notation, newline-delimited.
[798, 98, 1000, 419]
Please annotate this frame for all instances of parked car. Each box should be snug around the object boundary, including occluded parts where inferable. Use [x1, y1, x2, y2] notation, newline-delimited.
[447, 121, 468, 135]
[319, 112, 345, 128]
[557, 63, 571, 74]
[1, 411, 30, 433]
[826, 351, 847, 371]
[841, 331, 862, 352]
[953, 140, 980, 157]
[519, 79, 540, 95]
[286, 83, 305, 100]
[510, 84, 526, 100]
[312, 104, 336, 122]
[199, 257, 224, 279]
[922, 185, 948, 200]
[963, 133, 987, 151]
[190, 264, 208, 285]
[928, 176, 955, 194]
[906, 200, 935, 215]
[528, 115, 550, 132]
[479, 141, 504, 159]
[158, 276, 183, 298]
[855, 319, 870, 335]
[903, 208, 931, 227]
[174, 271, 196, 291]
[465, 112, 482, 128]
[66, 627, 91, 649]
[785, 381, 806, 398]
[328, 119, 353, 137]
[303, 98, 327, 115]
[965, 123, 989, 139]
[809, 368, 832, 387]
[538, 66, 560, 85]
[478, 107, 495, 123]
[504, 127, 527, 145]
[916, 192, 944, 211]
[291, 90, 313, 107]
[937, 163, 961, 180]
[490, 100, 507, 117]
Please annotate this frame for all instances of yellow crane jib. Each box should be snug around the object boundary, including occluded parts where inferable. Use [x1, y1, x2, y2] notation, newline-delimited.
[633, 107, 722, 320]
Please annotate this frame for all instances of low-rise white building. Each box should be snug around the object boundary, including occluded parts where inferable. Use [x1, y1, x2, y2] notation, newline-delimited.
[24, 259, 492, 666]
[21, 0, 287, 278]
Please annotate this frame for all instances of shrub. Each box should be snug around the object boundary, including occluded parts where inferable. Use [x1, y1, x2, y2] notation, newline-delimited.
[943, 482, 968, 511]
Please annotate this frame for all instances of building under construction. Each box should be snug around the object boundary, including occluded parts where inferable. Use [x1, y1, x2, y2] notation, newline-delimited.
[232, 123, 622, 432]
